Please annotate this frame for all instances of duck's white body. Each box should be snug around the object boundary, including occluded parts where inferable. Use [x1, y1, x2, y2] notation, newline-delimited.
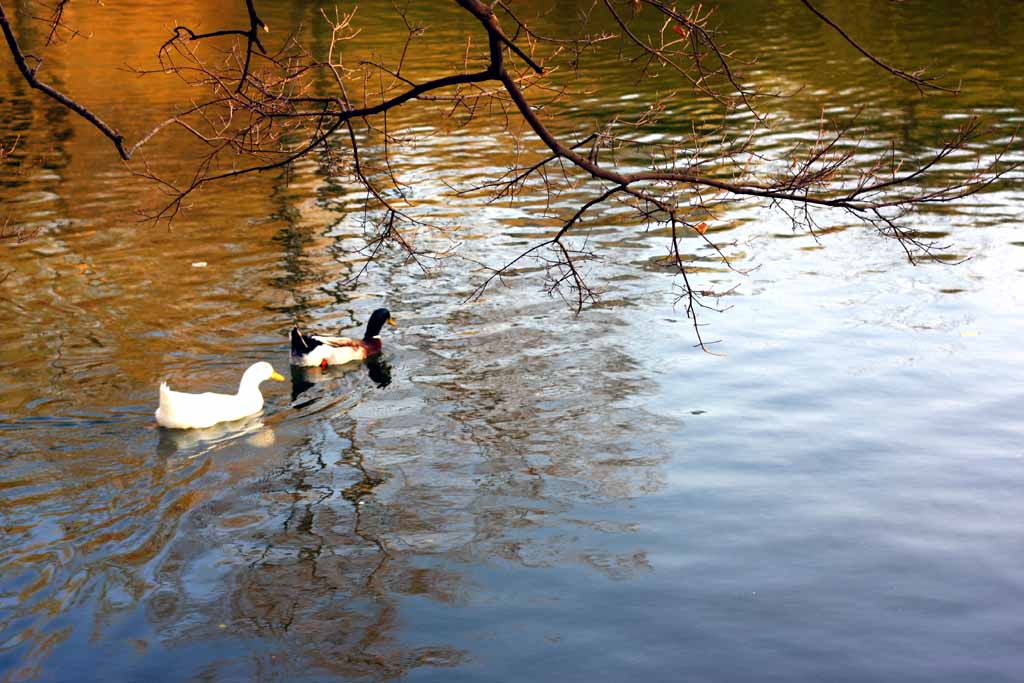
[289, 334, 376, 367]
[289, 309, 394, 368]
[155, 362, 285, 430]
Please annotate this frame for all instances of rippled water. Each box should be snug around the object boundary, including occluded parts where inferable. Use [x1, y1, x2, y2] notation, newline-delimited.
[2, 1, 1024, 681]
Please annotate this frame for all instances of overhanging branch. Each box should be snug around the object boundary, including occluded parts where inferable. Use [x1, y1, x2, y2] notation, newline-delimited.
[0, 1, 130, 160]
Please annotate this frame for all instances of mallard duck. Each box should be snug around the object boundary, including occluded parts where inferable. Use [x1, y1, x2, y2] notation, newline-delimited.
[290, 308, 396, 368]
[155, 361, 285, 429]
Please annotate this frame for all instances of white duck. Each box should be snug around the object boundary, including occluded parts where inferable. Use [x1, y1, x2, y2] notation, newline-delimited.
[155, 361, 285, 429]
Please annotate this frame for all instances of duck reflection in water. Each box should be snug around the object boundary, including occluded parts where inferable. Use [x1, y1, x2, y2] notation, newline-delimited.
[290, 354, 392, 402]
[156, 413, 275, 459]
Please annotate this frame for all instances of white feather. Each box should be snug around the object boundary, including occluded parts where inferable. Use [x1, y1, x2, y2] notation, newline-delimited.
[155, 362, 284, 430]
[290, 335, 367, 367]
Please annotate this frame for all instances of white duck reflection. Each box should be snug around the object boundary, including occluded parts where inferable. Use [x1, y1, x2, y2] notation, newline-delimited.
[156, 412, 275, 460]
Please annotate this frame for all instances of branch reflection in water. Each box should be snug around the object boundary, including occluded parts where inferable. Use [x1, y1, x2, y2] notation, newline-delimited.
[145, 371, 470, 680]
[137, 298, 666, 681]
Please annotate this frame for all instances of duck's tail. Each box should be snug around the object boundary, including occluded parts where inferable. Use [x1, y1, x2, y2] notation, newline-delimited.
[155, 382, 181, 428]
[290, 326, 321, 356]
[157, 382, 172, 413]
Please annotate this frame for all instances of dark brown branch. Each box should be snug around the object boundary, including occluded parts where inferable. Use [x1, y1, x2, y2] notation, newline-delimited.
[670, 218, 718, 353]
[44, 0, 71, 45]
[455, 0, 544, 74]
[0, 1, 130, 160]
[4, 0, 1009, 348]
[605, 0, 755, 113]
[496, 1, 613, 49]
[144, 65, 500, 221]
[161, 0, 269, 93]
[798, 0, 959, 94]
[466, 183, 626, 307]
[237, 0, 269, 92]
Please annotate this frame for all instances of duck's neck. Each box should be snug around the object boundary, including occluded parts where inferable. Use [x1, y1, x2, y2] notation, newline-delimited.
[363, 316, 386, 340]
[237, 374, 264, 396]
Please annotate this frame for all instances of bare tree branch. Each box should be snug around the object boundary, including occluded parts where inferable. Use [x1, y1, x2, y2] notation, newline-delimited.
[1, 0, 1016, 351]
[798, 0, 959, 94]
[0, 1, 130, 160]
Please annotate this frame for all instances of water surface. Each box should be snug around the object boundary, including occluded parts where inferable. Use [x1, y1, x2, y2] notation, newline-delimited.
[2, 1, 1024, 681]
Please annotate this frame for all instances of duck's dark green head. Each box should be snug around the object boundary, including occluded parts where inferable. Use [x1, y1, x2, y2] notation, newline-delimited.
[363, 308, 396, 340]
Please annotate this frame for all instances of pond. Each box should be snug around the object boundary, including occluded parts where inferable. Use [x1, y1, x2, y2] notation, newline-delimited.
[2, 1, 1024, 681]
